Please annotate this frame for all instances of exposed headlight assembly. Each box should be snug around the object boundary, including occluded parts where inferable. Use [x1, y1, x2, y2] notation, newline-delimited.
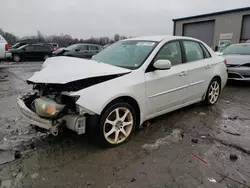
[34, 97, 65, 118]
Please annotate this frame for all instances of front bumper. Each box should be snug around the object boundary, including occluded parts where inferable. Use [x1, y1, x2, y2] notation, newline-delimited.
[227, 66, 250, 81]
[17, 96, 87, 134]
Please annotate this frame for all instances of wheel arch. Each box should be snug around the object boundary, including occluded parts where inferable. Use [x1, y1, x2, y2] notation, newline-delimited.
[100, 96, 141, 128]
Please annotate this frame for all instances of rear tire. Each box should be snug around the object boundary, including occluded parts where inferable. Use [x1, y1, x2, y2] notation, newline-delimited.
[99, 102, 136, 148]
[204, 78, 221, 105]
[13, 54, 21, 62]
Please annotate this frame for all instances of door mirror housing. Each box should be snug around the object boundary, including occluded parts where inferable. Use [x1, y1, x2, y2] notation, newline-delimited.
[153, 60, 172, 70]
[75, 48, 80, 52]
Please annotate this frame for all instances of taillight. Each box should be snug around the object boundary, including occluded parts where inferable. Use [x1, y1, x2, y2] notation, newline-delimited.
[5, 44, 8, 51]
[224, 59, 227, 65]
[53, 48, 56, 51]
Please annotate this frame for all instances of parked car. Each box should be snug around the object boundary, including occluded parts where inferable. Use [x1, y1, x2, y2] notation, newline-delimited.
[17, 36, 227, 147]
[0, 34, 8, 60]
[9, 44, 53, 62]
[221, 43, 250, 80]
[53, 43, 102, 59]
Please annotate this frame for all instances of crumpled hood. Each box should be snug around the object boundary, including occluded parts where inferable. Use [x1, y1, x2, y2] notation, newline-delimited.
[223, 54, 250, 65]
[28, 56, 131, 84]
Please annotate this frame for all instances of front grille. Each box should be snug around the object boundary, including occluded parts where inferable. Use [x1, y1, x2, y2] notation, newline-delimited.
[228, 72, 242, 78]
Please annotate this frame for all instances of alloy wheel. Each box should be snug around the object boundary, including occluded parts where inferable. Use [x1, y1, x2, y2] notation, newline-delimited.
[208, 81, 220, 104]
[103, 107, 133, 144]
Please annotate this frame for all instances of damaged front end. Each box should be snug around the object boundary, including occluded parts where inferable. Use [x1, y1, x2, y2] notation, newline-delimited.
[17, 78, 105, 135]
[17, 91, 87, 135]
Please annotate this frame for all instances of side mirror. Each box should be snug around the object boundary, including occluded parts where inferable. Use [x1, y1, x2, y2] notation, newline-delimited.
[153, 60, 172, 70]
[75, 48, 80, 52]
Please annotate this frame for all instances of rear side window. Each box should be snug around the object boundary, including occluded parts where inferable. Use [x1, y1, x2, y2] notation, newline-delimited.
[25, 45, 34, 51]
[78, 45, 88, 50]
[200, 43, 211, 58]
[89, 45, 99, 50]
[183, 41, 204, 62]
[34, 45, 50, 51]
[154, 41, 182, 66]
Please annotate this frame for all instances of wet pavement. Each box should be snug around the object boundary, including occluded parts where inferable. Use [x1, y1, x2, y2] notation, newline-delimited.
[0, 61, 250, 188]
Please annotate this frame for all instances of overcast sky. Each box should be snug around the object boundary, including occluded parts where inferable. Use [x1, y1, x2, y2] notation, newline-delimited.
[1, 0, 250, 38]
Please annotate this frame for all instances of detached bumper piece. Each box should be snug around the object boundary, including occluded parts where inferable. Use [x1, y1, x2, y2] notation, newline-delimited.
[17, 96, 87, 135]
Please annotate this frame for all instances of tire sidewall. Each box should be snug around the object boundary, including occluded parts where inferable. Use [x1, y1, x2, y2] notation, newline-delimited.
[99, 102, 136, 147]
[13, 54, 21, 62]
[205, 78, 221, 105]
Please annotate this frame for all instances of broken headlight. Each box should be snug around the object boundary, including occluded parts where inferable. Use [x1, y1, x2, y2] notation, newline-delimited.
[34, 97, 65, 118]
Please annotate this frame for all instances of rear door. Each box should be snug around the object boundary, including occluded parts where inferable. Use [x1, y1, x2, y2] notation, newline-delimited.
[181, 40, 213, 101]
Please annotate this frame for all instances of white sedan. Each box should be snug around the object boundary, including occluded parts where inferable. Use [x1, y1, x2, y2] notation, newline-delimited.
[17, 36, 227, 147]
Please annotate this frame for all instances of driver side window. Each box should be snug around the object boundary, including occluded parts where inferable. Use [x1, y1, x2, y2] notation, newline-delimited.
[154, 41, 182, 66]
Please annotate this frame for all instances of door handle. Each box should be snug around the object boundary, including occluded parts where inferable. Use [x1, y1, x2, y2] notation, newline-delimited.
[179, 71, 187, 76]
[205, 65, 211, 69]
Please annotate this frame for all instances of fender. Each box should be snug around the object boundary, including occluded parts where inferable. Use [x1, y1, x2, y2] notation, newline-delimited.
[71, 71, 147, 125]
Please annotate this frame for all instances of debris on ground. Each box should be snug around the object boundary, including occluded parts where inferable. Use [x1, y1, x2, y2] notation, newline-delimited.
[207, 178, 216, 183]
[192, 153, 208, 165]
[201, 136, 207, 139]
[191, 138, 198, 144]
[230, 154, 238, 161]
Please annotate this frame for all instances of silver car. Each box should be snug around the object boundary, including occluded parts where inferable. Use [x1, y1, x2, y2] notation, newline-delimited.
[222, 43, 250, 80]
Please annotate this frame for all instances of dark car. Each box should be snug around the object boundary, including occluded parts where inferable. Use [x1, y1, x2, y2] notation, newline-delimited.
[9, 44, 53, 62]
[53, 43, 102, 59]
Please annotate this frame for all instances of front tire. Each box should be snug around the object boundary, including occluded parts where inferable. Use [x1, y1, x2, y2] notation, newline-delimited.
[13, 54, 21, 62]
[204, 78, 221, 105]
[99, 103, 136, 147]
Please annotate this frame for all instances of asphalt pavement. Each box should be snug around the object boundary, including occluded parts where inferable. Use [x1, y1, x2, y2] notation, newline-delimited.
[0, 61, 250, 188]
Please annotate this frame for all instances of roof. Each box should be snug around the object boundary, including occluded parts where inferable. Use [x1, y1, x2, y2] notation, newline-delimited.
[124, 35, 198, 42]
[173, 7, 250, 22]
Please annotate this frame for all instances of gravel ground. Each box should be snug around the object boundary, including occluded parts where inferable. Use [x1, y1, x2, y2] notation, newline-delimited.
[0, 61, 250, 188]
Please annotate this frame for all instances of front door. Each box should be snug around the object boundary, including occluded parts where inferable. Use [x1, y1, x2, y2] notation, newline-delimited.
[145, 40, 189, 118]
[181, 40, 213, 101]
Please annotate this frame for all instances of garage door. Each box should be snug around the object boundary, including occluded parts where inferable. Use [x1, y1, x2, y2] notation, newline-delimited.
[183, 20, 215, 46]
[241, 15, 250, 40]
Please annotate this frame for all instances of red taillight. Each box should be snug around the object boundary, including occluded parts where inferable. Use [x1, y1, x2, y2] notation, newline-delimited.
[52, 48, 56, 51]
[224, 59, 227, 65]
[5, 44, 8, 51]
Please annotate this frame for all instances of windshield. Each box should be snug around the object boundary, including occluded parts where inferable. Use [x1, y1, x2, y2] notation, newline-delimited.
[222, 44, 250, 55]
[92, 40, 157, 69]
[65, 44, 79, 51]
